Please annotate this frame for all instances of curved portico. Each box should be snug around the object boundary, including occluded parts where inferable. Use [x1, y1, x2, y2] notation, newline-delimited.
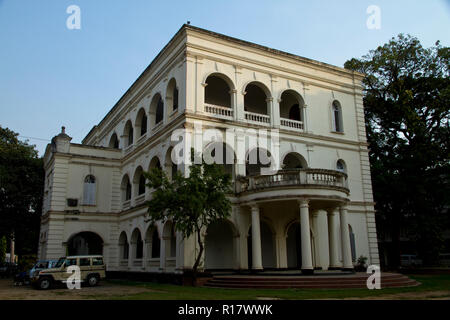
[236, 168, 354, 274]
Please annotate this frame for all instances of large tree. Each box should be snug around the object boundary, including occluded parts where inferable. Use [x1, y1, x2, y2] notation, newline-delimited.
[144, 157, 232, 283]
[0, 126, 44, 260]
[345, 34, 449, 268]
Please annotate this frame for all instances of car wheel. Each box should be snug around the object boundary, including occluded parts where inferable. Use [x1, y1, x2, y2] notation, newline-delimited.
[38, 277, 52, 290]
[87, 274, 99, 287]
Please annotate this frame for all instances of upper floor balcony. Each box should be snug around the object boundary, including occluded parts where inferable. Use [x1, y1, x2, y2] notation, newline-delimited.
[203, 74, 308, 133]
[236, 168, 349, 204]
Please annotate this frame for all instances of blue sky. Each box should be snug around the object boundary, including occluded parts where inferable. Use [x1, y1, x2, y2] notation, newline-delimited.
[1, 0, 449, 155]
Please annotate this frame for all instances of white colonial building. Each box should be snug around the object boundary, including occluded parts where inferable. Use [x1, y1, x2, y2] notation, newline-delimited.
[38, 24, 379, 274]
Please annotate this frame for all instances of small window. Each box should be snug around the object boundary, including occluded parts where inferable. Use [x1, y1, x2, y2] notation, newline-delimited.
[332, 101, 343, 133]
[336, 160, 346, 173]
[79, 258, 91, 266]
[65, 258, 77, 267]
[92, 257, 104, 266]
[140, 114, 148, 136]
[83, 175, 96, 205]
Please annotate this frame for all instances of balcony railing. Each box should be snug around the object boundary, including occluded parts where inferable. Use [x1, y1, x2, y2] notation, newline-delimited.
[147, 258, 160, 268]
[281, 118, 304, 131]
[205, 103, 233, 120]
[119, 259, 128, 267]
[135, 194, 145, 206]
[236, 169, 348, 193]
[122, 199, 131, 210]
[244, 111, 270, 125]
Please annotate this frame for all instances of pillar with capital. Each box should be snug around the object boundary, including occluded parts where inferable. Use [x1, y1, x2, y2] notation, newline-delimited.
[340, 205, 354, 270]
[250, 204, 263, 270]
[299, 199, 313, 274]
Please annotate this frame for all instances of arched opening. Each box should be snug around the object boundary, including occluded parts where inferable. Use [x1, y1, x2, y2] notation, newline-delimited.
[203, 142, 235, 179]
[150, 93, 164, 127]
[246, 148, 272, 176]
[166, 78, 179, 112]
[119, 231, 129, 260]
[67, 232, 103, 256]
[205, 74, 232, 108]
[109, 133, 120, 149]
[135, 108, 148, 138]
[205, 220, 235, 269]
[149, 156, 162, 172]
[123, 120, 134, 147]
[121, 175, 132, 202]
[286, 223, 302, 268]
[132, 166, 145, 196]
[280, 90, 305, 122]
[247, 220, 276, 269]
[332, 100, 343, 133]
[145, 225, 161, 260]
[82, 175, 96, 205]
[282, 152, 308, 169]
[131, 228, 143, 260]
[163, 221, 177, 266]
[244, 82, 269, 115]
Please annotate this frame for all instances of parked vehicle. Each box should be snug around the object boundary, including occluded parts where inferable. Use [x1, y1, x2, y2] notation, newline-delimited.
[438, 253, 450, 267]
[400, 254, 423, 267]
[0, 262, 18, 278]
[31, 255, 106, 290]
[14, 260, 58, 285]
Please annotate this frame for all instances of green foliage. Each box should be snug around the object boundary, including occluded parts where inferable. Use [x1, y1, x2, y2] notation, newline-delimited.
[0, 126, 44, 257]
[144, 156, 232, 279]
[345, 34, 450, 267]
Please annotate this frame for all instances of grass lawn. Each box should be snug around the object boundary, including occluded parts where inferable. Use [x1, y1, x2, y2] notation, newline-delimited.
[95, 274, 450, 300]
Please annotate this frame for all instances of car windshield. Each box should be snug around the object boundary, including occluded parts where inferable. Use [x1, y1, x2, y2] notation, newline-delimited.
[54, 257, 66, 268]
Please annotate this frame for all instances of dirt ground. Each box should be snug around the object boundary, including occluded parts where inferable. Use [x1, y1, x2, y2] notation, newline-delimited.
[0, 278, 157, 300]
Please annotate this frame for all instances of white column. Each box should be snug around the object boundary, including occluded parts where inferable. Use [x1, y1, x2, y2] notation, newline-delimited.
[340, 205, 354, 270]
[299, 199, 313, 273]
[250, 204, 263, 270]
[327, 209, 340, 269]
[316, 210, 330, 270]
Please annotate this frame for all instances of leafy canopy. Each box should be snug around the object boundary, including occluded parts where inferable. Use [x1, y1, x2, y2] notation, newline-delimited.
[345, 34, 449, 266]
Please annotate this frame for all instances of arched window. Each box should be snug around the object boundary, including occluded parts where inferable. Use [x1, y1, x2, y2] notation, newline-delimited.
[123, 120, 133, 147]
[332, 100, 343, 132]
[109, 133, 119, 149]
[126, 180, 131, 200]
[138, 174, 146, 195]
[140, 114, 147, 136]
[336, 159, 346, 173]
[83, 175, 96, 205]
[156, 96, 164, 124]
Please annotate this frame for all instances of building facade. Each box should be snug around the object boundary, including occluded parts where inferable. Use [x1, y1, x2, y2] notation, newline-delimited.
[38, 25, 379, 274]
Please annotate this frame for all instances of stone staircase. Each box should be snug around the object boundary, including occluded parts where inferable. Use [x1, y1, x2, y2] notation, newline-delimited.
[203, 272, 419, 289]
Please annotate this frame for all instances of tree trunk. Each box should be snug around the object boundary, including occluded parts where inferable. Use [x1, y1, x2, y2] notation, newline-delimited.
[192, 228, 204, 286]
